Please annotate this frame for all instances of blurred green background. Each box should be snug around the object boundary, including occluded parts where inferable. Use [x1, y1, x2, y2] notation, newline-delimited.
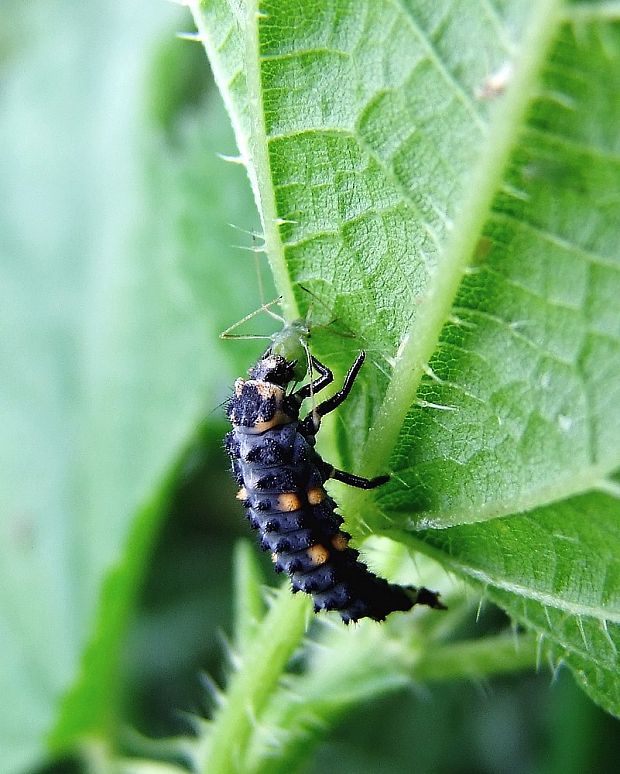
[1, 1, 619, 772]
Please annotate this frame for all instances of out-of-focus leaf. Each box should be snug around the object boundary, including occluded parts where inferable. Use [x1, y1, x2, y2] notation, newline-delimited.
[0, 1, 258, 769]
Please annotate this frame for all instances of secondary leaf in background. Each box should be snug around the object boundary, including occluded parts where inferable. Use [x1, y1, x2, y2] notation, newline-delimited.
[0, 1, 258, 769]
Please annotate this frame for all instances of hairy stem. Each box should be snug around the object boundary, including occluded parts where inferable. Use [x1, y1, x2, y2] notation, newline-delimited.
[195, 587, 310, 774]
[414, 632, 539, 682]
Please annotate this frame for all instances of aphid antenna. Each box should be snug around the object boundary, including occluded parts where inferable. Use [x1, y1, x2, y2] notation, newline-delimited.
[296, 283, 359, 341]
[249, 231, 286, 327]
[295, 286, 397, 378]
[298, 333, 319, 422]
[221, 333, 274, 341]
[367, 354, 392, 381]
[297, 283, 332, 321]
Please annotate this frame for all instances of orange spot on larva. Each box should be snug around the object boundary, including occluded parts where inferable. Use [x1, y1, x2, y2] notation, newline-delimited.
[331, 532, 349, 551]
[306, 544, 329, 566]
[276, 493, 302, 512]
[307, 487, 326, 505]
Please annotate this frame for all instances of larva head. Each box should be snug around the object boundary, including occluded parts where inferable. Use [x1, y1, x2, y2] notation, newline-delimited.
[248, 354, 297, 387]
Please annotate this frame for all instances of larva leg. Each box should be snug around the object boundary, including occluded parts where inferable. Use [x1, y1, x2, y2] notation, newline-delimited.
[313, 351, 365, 418]
[294, 356, 333, 400]
[300, 351, 367, 434]
[330, 468, 389, 489]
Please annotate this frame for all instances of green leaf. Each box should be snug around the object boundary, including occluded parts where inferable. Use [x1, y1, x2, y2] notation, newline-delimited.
[408, 490, 620, 716]
[190, 0, 620, 729]
[0, 1, 258, 769]
[192, 0, 561, 456]
[379, 19, 620, 528]
[377, 16, 620, 717]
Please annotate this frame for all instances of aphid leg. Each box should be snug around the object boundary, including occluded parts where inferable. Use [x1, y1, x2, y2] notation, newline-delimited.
[301, 337, 316, 410]
[220, 297, 285, 339]
[330, 468, 390, 489]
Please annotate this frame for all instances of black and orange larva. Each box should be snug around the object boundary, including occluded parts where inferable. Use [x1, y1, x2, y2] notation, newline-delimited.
[224, 321, 445, 623]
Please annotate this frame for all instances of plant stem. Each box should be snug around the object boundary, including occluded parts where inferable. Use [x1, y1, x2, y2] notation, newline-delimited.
[414, 632, 539, 682]
[195, 586, 310, 774]
[232, 540, 267, 653]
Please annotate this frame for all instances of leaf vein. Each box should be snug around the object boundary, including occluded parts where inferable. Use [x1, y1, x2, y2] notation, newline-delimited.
[492, 211, 620, 272]
[524, 125, 620, 165]
[390, 0, 486, 129]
